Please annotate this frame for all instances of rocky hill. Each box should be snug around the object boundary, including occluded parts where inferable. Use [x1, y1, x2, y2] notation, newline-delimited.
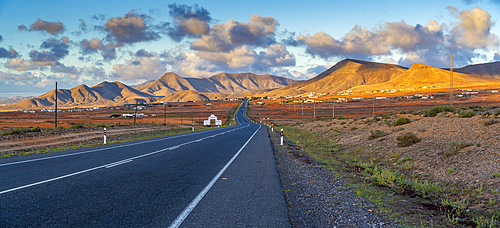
[258, 59, 407, 96]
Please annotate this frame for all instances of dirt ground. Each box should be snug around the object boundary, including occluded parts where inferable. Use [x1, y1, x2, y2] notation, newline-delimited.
[248, 89, 500, 125]
[0, 100, 240, 156]
[247, 91, 500, 226]
[0, 100, 239, 130]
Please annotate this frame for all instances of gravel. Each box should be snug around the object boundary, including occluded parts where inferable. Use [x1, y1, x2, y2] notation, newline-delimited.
[268, 128, 401, 227]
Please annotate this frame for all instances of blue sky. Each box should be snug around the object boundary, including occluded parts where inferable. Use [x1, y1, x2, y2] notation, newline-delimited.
[0, 0, 499, 97]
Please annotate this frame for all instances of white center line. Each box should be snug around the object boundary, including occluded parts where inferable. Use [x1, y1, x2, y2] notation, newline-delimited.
[0, 125, 251, 195]
[168, 124, 261, 228]
[0, 125, 246, 168]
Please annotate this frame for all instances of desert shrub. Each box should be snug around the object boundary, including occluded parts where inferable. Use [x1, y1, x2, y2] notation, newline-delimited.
[484, 119, 498, 126]
[459, 110, 475, 118]
[494, 110, 500, 116]
[1, 127, 28, 136]
[393, 117, 411, 126]
[396, 132, 421, 147]
[368, 130, 388, 140]
[29, 126, 41, 132]
[70, 124, 85, 129]
[423, 105, 456, 117]
[444, 141, 471, 157]
[470, 105, 485, 112]
[370, 166, 407, 190]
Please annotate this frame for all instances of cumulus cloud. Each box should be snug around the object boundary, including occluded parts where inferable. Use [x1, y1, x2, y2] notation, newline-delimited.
[167, 3, 212, 41]
[18, 19, 65, 35]
[133, 49, 156, 57]
[79, 37, 117, 60]
[164, 52, 221, 77]
[29, 50, 59, 66]
[0, 47, 19, 58]
[494, 51, 500, 61]
[4, 58, 37, 71]
[102, 10, 163, 44]
[28, 37, 71, 66]
[271, 65, 329, 80]
[51, 62, 80, 80]
[195, 43, 295, 71]
[287, 7, 498, 67]
[166, 43, 295, 77]
[0, 71, 39, 81]
[112, 57, 167, 80]
[191, 14, 278, 52]
[448, 6, 498, 49]
[40, 37, 71, 59]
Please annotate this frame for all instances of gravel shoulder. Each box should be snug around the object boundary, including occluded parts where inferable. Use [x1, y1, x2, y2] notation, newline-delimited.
[268, 127, 401, 227]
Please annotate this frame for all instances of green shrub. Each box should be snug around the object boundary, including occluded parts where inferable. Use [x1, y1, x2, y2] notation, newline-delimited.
[70, 124, 85, 129]
[459, 110, 475, 118]
[368, 130, 388, 140]
[444, 141, 471, 157]
[29, 126, 41, 132]
[396, 132, 421, 147]
[1, 127, 27, 136]
[423, 105, 456, 117]
[393, 117, 411, 126]
[484, 119, 498, 126]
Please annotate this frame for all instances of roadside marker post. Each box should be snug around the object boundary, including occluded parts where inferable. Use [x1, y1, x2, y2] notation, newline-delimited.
[103, 127, 107, 144]
[271, 123, 273, 132]
[280, 129, 283, 145]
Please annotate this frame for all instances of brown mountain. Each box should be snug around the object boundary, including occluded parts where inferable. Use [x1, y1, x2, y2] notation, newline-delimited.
[259, 59, 407, 97]
[138, 72, 298, 96]
[0, 96, 35, 105]
[1, 81, 159, 110]
[156, 90, 230, 103]
[350, 63, 500, 92]
[454, 61, 500, 79]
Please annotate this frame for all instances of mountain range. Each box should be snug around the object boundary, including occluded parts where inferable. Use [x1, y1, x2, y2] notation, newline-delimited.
[0, 73, 297, 110]
[2, 59, 500, 111]
[255, 59, 500, 97]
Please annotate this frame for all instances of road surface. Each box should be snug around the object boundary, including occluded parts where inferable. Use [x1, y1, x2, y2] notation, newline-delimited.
[0, 100, 290, 227]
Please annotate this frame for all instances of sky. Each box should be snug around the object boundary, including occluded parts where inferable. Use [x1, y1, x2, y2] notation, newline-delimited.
[0, 0, 499, 97]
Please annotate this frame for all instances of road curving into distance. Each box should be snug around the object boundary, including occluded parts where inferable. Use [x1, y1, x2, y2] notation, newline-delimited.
[0, 100, 290, 227]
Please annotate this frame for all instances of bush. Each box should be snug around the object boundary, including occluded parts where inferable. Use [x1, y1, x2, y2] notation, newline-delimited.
[444, 141, 471, 157]
[29, 126, 41, 132]
[484, 119, 498, 126]
[1, 127, 27, 136]
[459, 110, 475, 118]
[423, 105, 456, 117]
[368, 130, 388, 140]
[70, 124, 85, 129]
[393, 117, 411, 126]
[396, 132, 421, 147]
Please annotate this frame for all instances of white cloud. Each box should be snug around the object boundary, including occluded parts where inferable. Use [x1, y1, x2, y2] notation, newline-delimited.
[112, 57, 167, 80]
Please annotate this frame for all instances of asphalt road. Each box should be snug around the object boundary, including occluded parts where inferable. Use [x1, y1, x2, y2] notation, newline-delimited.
[0, 100, 290, 227]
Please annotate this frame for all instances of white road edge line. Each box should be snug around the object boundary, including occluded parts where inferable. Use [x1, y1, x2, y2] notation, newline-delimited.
[168, 124, 261, 228]
[0, 124, 252, 195]
[0, 125, 246, 168]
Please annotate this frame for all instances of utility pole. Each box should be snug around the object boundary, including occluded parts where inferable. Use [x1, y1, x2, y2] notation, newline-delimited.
[134, 99, 138, 124]
[450, 53, 454, 107]
[302, 103, 303, 115]
[54, 82, 57, 128]
[333, 104, 335, 119]
[372, 97, 375, 117]
[314, 103, 316, 118]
